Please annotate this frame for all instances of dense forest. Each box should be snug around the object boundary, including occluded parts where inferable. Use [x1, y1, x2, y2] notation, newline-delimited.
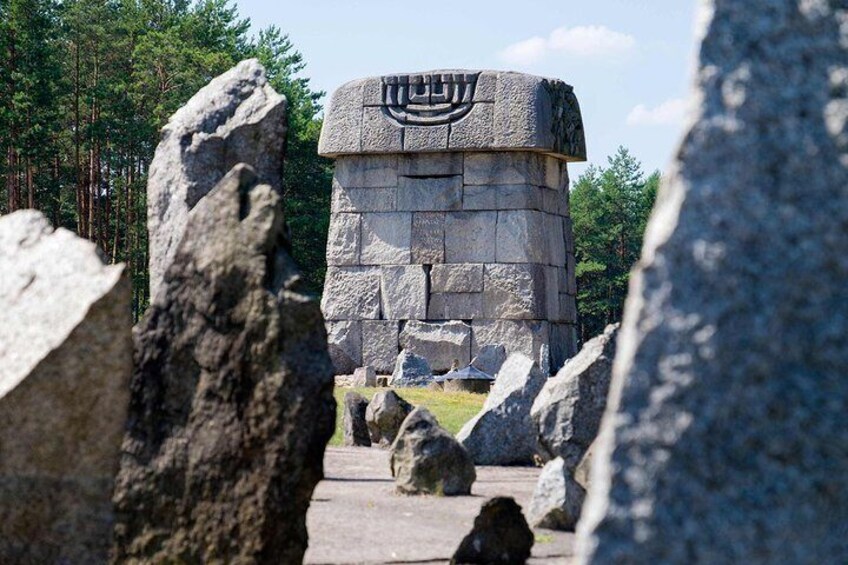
[0, 0, 331, 318]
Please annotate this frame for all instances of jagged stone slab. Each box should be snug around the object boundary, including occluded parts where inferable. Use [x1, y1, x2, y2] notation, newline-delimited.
[326, 320, 362, 375]
[390, 408, 476, 495]
[391, 351, 433, 388]
[0, 211, 130, 564]
[147, 59, 287, 297]
[472, 320, 551, 374]
[457, 354, 546, 465]
[471, 344, 507, 376]
[529, 457, 586, 531]
[343, 392, 372, 447]
[451, 497, 535, 565]
[577, 3, 848, 563]
[113, 165, 335, 563]
[399, 321, 472, 373]
[366, 390, 414, 447]
[531, 324, 618, 468]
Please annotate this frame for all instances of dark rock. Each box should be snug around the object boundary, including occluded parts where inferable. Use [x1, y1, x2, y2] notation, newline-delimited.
[343, 392, 372, 447]
[113, 165, 335, 563]
[471, 344, 507, 376]
[390, 407, 476, 495]
[577, 2, 848, 563]
[451, 497, 534, 565]
[391, 350, 433, 387]
[530, 324, 618, 467]
[365, 390, 414, 447]
[528, 457, 586, 531]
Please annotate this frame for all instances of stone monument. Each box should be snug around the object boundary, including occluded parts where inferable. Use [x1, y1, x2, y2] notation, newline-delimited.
[318, 70, 586, 374]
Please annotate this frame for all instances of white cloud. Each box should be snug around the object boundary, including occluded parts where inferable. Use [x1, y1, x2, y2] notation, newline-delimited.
[626, 98, 689, 126]
[500, 25, 636, 66]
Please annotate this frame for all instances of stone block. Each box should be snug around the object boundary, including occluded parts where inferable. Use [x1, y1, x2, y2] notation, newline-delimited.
[559, 293, 577, 324]
[362, 320, 399, 374]
[495, 210, 548, 264]
[411, 212, 445, 264]
[542, 188, 560, 214]
[335, 155, 398, 188]
[362, 106, 404, 152]
[449, 102, 494, 150]
[363, 78, 384, 106]
[332, 182, 397, 213]
[404, 124, 450, 151]
[546, 266, 561, 321]
[463, 184, 545, 211]
[550, 323, 579, 374]
[399, 152, 463, 176]
[444, 211, 497, 263]
[381, 265, 428, 320]
[545, 156, 561, 190]
[352, 366, 377, 387]
[399, 320, 472, 372]
[472, 319, 551, 373]
[317, 77, 364, 155]
[326, 213, 361, 266]
[431, 263, 484, 293]
[428, 292, 484, 320]
[492, 72, 553, 150]
[361, 213, 412, 265]
[461, 184, 497, 210]
[483, 263, 548, 320]
[326, 320, 362, 374]
[563, 216, 575, 253]
[546, 212, 566, 267]
[397, 176, 462, 212]
[321, 267, 381, 320]
[473, 71, 497, 102]
[464, 152, 546, 186]
[566, 253, 577, 294]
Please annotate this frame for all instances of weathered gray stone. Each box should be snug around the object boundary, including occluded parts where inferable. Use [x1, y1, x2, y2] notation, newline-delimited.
[472, 320, 551, 373]
[399, 152, 463, 176]
[463, 184, 545, 211]
[532, 324, 618, 468]
[391, 350, 433, 388]
[335, 155, 398, 188]
[574, 439, 595, 491]
[317, 78, 364, 155]
[397, 175, 462, 211]
[427, 292, 484, 320]
[326, 320, 362, 375]
[449, 102, 494, 149]
[483, 263, 548, 320]
[361, 212, 412, 265]
[473, 72, 497, 103]
[362, 320, 399, 374]
[147, 59, 287, 297]
[559, 294, 577, 324]
[321, 267, 381, 320]
[114, 165, 335, 563]
[0, 211, 130, 564]
[326, 213, 361, 266]
[550, 322, 578, 372]
[471, 344, 507, 376]
[444, 211, 496, 263]
[495, 210, 548, 264]
[431, 263, 484, 293]
[544, 156, 561, 190]
[529, 457, 586, 531]
[464, 152, 545, 186]
[451, 497, 534, 565]
[411, 212, 445, 264]
[545, 266, 561, 321]
[443, 378, 492, 394]
[332, 183, 397, 213]
[457, 354, 546, 465]
[545, 212, 566, 267]
[353, 366, 377, 387]
[343, 392, 372, 447]
[404, 124, 450, 151]
[577, 3, 848, 563]
[391, 408, 476, 495]
[400, 321, 472, 372]
[366, 390, 414, 447]
[380, 265, 428, 320]
[362, 106, 404, 152]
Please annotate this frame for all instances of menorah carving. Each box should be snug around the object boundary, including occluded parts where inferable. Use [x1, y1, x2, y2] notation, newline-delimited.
[382, 72, 480, 126]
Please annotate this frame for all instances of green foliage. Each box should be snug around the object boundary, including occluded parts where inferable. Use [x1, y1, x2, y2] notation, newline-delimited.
[571, 147, 659, 341]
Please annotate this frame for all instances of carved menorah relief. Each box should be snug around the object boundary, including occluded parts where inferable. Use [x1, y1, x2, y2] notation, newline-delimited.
[382, 72, 480, 126]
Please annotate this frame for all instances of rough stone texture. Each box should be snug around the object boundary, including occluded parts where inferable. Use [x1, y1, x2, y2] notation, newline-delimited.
[361, 212, 412, 265]
[411, 211, 445, 264]
[332, 183, 397, 213]
[457, 354, 546, 465]
[399, 152, 463, 176]
[550, 322, 579, 372]
[148, 59, 286, 297]
[322, 267, 381, 320]
[464, 152, 546, 186]
[335, 155, 397, 188]
[444, 211, 497, 263]
[380, 265, 427, 320]
[451, 497, 534, 565]
[471, 344, 508, 376]
[113, 165, 335, 563]
[483, 263, 548, 320]
[577, 3, 848, 564]
[343, 392, 372, 447]
[326, 212, 360, 266]
[531, 324, 618, 467]
[366, 390, 414, 447]
[391, 351, 433, 388]
[390, 408, 476, 495]
[574, 439, 595, 491]
[398, 175, 462, 211]
[496, 210, 548, 264]
[400, 321, 472, 373]
[362, 320, 399, 374]
[529, 457, 586, 531]
[326, 320, 362, 375]
[0, 211, 130, 564]
[427, 292, 484, 320]
[472, 319, 553, 372]
[431, 263, 484, 293]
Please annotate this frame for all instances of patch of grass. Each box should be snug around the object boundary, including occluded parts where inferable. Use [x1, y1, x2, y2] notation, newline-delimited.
[330, 387, 486, 447]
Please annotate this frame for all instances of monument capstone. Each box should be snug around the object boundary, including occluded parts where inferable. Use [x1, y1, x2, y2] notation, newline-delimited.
[319, 70, 586, 374]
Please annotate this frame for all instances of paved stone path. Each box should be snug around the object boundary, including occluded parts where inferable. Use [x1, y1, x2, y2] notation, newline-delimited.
[305, 447, 574, 564]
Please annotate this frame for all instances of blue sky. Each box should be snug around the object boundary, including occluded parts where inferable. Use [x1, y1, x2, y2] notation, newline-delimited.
[237, 0, 699, 180]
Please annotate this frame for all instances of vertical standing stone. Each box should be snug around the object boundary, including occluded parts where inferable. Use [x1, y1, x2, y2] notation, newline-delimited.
[577, 3, 848, 563]
[320, 70, 585, 374]
[0, 211, 131, 565]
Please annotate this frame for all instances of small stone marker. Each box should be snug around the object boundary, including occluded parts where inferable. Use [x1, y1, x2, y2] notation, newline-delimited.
[390, 407, 476, 495]
[390, 350, 433, 387]
[451, 497, 535, 565]
[353, 365, 377, 387]
[577, 2, 848, 563]
[319, 70, 585, 375]
[528, 457, 586, 531]
[365, 390, 414, 447]
[343, 392, 372, 447]
[0, 211, 131, 564]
